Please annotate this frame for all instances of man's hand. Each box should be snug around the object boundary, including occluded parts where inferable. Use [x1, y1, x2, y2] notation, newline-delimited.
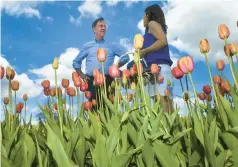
[139, 49, 147, 58]
[75, 68, 90, 82]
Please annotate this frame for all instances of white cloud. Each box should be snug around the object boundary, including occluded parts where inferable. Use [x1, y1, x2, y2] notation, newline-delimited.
[0, 1, 41, 19]
[106, 0, 120, 6]
[137, 19, 145, 34]
[78, 0, 102, 18]
[45, 16, 54, 23]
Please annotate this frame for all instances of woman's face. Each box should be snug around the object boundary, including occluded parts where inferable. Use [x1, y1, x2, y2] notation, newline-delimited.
[143, 13, 149, 28]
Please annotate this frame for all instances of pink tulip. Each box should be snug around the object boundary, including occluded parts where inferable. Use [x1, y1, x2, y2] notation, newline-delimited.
[177, 56, 194, 74]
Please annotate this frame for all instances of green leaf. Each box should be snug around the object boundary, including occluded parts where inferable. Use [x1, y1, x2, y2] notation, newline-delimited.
[153, 140, 179, 167]
[74, 137, 86, 167]
[142, 140, 154, 167]
[170, 128, 192, 144]
[221, 132, 238, 151]
[127, 123, 137, 147]
[111, 153, 132, 167]
[216, 150, 227, 167]
[45, 124, 71, 167]
[209, 118, 218, 151]
[189, 150, 201, 166]
[5, 126, 19, 155]
[192, 110, 204, 147]
[120, 125, 128, 154]
[1, 155, 12, 167]
[35, 135, 43, 167]
[106, 125, 119, 163]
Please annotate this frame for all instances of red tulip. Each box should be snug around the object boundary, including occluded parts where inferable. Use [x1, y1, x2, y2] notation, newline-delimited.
[150, 64, 160, 75]
[72, 72, 79, 82]
[93, 68, 100, 77]
[203, 85, 211, 94]
[198, 93, 206, 100]
[122, 69, 130, 79]
[6, 68, 15, 80]
[177, 56, 194, 74]
[44, 88, 50, 96]
[157, 76, 164, 83]
[85, 91, 92, 99]
[3, 97, 9, 105]
[61, 79, 69, 89]
[1, 66, 4, 79]
[213, 75, 221, 84]
[224, 44, 234, 57]
[94, 73, 104, 86]
[216, 60, 225, 71]
[133, 63, 143, 74]
[97, 48, 107, 63]
[200, 39, 210, 54]
[80, 82, 88, 92]
[41, 80, 50, 89]
[74, 77, 81, 87]
[16, 102, 24, 113]
[92, 99, 97, 106]
[84, 101, 92, 111]
[109, 64, 120, 78]
[67, 87, 76, 96]
[171, 66, 184, 79]
[218, 24, 230, 40]
[11, 80, 19, 91]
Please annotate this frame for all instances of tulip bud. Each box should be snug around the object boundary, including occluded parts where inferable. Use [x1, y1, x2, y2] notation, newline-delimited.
[6, 67, 15, 80]
[167, 79, 172, 87]
[203, 85, 211, 94]
[150, 64, 160, 75]
[224, 44, 234, 57]
[200, 39, 210, 54]
[41, 80, 50, 89]
[177, 56, 194, 74]
[206, 94, 212, 102]
[52, 57, 58, 70]
[221, 80, 230, 93]
[50, 88, 56, 97]
[84, 101, 92, 111]
[109, 64, 120, 78]
[198, 93, 206, 100]
[158, 76, 164, 84]
[218, 24, 230, 40]
[134, 34, 144, 49]
[216, 60, 225, 71]
[230, 42, 238, 55]
[11, 80, 19, 91]
[16, 102, 24, 113]
[213, 75, 221, 85]
[44, 88, 50, 96]
[80, 82, 88, 92]
[171, 66, 184, 79]
[3, 97, 9, 105]
[23, 94, 28, 101]
[74, 77, 81, 87]
[85, 91, 92, 100]
[1, 66, 4, 79]
[183, 92, 189, 101]
[94, 73, 104, 86]
[164, 89, 170, 97]
[92, 99, 97, 106]
[67, 87, 76, 96]
[61, 79, 69, 89]
[131, 82, 136, 90]
[97, 48, 107, 63]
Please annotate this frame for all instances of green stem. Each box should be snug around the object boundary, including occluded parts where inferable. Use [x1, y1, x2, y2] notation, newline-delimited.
[77, 88, 80, 117]
[54, 69, 63, 135]
[154, 74, 157, 103]
[14, 91, 16, 115]
[204, 53, 220, 110]
[64, 88, 67, 112]
[24, 101, 26, 125]
[101, 62, 107, 96]
[72, 97, 74, 120]
[228, 56, 238, 89]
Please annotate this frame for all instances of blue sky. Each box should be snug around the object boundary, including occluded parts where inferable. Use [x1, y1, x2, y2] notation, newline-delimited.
[1, 0, 238, 123]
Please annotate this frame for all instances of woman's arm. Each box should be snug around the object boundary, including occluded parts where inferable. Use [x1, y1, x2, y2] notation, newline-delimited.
[140, 21, 168, 58]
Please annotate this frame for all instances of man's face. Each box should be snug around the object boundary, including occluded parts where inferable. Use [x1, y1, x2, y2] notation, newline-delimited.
[93, 20, 106, 40]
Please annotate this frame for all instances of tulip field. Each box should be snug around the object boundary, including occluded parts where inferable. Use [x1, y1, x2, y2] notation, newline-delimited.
[1, 23, 238, 167]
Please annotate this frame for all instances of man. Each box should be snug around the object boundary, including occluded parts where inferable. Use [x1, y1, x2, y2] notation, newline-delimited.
[72, 17, 129, 100]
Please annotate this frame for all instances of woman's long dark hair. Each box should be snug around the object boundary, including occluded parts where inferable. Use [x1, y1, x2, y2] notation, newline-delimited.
[145, 4, 168, 34]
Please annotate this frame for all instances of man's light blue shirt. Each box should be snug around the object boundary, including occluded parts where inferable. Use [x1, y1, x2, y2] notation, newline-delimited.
[73, 38, 126, 76]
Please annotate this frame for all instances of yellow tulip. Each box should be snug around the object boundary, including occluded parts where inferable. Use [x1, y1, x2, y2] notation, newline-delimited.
[52, 57, 58, 70]
[133, 34, 144, 50]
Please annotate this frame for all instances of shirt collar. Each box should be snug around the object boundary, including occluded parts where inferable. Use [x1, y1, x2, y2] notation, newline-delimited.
[95, 38, 105, 43]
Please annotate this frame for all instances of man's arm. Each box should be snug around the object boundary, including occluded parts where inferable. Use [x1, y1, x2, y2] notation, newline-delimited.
[72, 44, 89, 81]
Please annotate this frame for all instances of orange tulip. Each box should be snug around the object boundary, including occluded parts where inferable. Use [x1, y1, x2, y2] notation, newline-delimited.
[200, 39, 210, 54]
[219, 85, 225, 97]
[150, 64, 160, 75]
[109, 64, 120, 78]
[61, 79, 69, 89]
[41, 80, 50, 89]
[16, 102, 24, 113]
[50, 88, 56, 97]
[94, 73, 104, 86]
[216, 60, 225, 71]
[23, 94, 28, 101]
[44, 88, 50, 96]
[218, 24, 230, 40]
[221, 80, 230, 93]
[3, 97, 9, 105]
[203, 85, 211, 94]
[171, 66, 184, 79]
[84, 101, 92, 111]
[1, 66, 4, 79]
[6, 67, 15, 80]
[164, 89, 170, 97]
[80, 82, 88, 92]
[85, 91, 92, 99]
[230, 42, 238, 55]
[92, 99, 97, 106]
[177, 56, 194, 74]
[93, 68, 100, 77]
[224, 44, 234, 57]
[213, 75, 221, 84]
[11, 80, 19, 91]
[206, 94, 212, 102]
[97, 48, 107, 62]
[72, 72, 79, 82]
[67, 87, 76, 96]
[74, 77, 81, 87]
[198, 93, 206, 100]
[134, 34, 144, 49]
[122, 69, 130, 79]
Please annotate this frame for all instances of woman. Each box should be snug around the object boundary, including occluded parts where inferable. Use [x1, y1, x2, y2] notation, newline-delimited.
[140, 4, 174, 112]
